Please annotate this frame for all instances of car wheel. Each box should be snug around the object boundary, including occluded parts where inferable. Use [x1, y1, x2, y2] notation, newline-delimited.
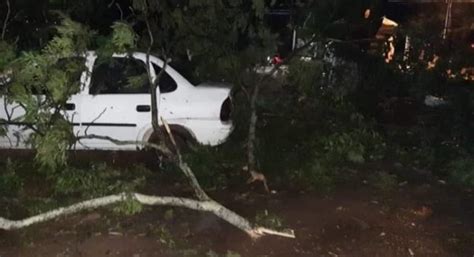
[147, 128, 194, 154]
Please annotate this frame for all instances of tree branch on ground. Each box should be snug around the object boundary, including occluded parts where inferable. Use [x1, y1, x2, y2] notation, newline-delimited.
[0, 192, 295, 238]
[160, 117, 210, 201]
[70, 119, 295, 239]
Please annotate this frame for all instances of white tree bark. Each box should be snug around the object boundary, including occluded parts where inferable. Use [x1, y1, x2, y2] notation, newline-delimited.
[0, 192, 295, 239]
[6, 119, 296, 239]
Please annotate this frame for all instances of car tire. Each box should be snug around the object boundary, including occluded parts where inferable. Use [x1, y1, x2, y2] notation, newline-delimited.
[147, 127, 194, 154]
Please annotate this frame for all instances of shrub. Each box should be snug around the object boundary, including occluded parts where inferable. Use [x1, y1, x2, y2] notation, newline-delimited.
[320, 127, 386, 164]
[54, 162, 147, 198]
[447, 158, 474, 188]
[0, 158, 23, 197]
[370, 171, 398, 194]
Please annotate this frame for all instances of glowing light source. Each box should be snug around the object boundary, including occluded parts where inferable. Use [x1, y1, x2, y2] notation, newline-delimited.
[364, 9, 371, 19]
[382, 17, 398, 27]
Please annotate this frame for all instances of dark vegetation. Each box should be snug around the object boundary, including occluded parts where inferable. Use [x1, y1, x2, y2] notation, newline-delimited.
[0, 0, 473, 256]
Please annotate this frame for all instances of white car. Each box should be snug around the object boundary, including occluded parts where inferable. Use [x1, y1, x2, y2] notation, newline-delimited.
[0, 51, 233, 150]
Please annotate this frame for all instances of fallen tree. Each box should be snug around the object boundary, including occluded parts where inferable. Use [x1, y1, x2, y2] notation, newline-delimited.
[0, 118, 295, 239]
[0, 193, 294, 238]
[0, 14, 295, 240]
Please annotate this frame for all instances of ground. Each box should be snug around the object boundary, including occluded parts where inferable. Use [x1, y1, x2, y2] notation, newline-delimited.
[0, 160, 473, 257]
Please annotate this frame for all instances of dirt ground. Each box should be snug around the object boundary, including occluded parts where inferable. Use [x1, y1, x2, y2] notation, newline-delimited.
[0, 150, 473, 257]
[0, 178, 473, 257]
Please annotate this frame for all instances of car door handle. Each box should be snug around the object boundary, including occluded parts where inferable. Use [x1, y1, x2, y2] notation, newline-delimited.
[136, 105, 151, 112]
[65, 103, 75, 111]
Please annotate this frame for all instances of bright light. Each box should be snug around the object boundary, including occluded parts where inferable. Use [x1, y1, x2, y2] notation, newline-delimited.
[364, 9, 371, 19]
[382, 17, 398, 27]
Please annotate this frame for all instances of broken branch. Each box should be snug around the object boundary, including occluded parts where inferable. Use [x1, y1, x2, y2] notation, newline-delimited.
[1, 0, 11, 40]
[161, 117, 210, 201]
[0, 192, 295, 239]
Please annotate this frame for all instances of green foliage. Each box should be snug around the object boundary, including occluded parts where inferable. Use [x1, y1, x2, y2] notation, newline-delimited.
[0, 158, 151, 217]
[255, 209, 284, 229]
[370, 171, 398, 194]
[294, 123, 385, 191]
[113, 195, 143, 216]
[256, 90, 385, 190]
[206, 250, 241, 257]
[152, 225, 176, 248]
[33, 118, 74, 172]
[2, 16, 142, 171]
[447, 158, 474, 188]
[4, 17, 92, 171]
[25, 197, 60, 216]
[182, 145, 241, 189]
[54, 162, 148, 198]
[0, 158, 23, 197]
[287, 59, 325, 97]
[298, 160, 336, 192]
[131, 0, 275, 84]
[43, 17, 92, 57]
[127, 74, 148, 89]
[163, 209, 174, 221]
[252, 0, 265, 18]
[320, 125, 386, 164]
[0, 41, 16, 70]
[110, 22, 137, 54]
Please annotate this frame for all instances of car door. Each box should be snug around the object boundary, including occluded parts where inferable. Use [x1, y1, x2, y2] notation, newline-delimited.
[78, 55, 156, 150]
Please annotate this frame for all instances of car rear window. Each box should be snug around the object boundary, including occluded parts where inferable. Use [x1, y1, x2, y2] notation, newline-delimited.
[152, 63, 177, 93]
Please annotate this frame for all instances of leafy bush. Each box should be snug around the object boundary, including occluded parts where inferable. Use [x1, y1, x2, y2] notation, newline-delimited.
[370, 171, 398, 194]
[113, 195, 143, 216]
[297, 160, 335, 192]
[255, 209, 284, 230]
[182, 145, 242, 189]
[0, 41, 16, 69]
[0, 158, 23, 197]
[252, 62, 387, 190]
[54, 162, 148, 198]
[320, 127, 386, 164]
[447, 158, 474, 188]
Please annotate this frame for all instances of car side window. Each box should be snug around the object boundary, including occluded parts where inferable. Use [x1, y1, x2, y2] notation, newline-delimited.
[90, 57, 149, 94]
[152, 64, 177, 93]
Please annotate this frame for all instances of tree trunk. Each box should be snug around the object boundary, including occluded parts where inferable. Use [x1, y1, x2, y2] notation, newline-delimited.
[246, 84, 269, 192]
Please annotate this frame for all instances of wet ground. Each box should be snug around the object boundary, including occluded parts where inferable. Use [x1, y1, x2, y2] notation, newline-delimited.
[0, 151, 473, 257]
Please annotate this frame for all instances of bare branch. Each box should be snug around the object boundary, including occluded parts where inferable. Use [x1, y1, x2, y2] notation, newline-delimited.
[0, 192, 295, 239]
[84, 107, 108, 136]
[107, 0, 115, 8]
[1, 0, 11, 40]
[161, 117, 210, 201]
[76, 134, 172, 156]
[116, 3, 124, 21]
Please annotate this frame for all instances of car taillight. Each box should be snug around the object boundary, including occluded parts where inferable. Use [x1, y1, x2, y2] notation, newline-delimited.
[220, 97, 232, 122]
